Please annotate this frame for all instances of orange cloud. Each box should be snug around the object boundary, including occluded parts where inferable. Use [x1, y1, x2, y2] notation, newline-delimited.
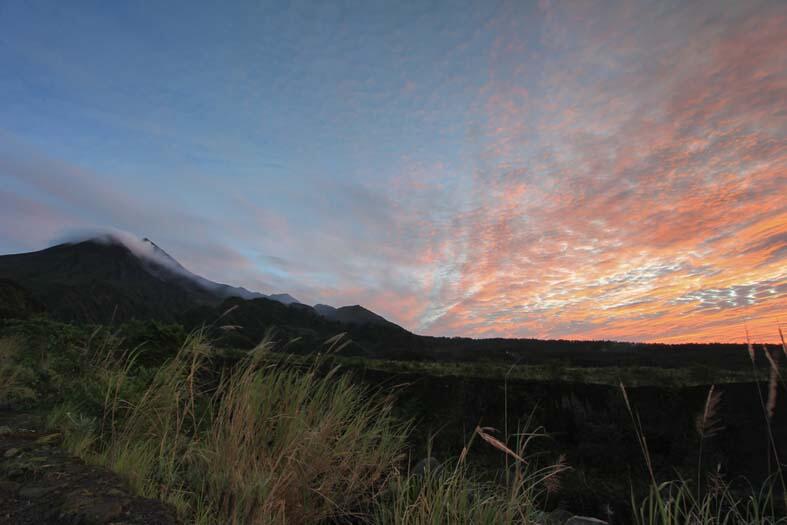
[391, 1, 787, 343]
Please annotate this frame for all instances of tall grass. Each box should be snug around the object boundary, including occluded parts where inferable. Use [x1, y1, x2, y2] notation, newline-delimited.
[375, 426, 568, 525]
[620, 330, 787, 524]
[747, 331, 786, 508]
[45, 328, 571, 524]
[56, 331, 408, 524]
[17, 322, 786, 524]
[0, 336, 36, 405]
[633, 477, 786, 525]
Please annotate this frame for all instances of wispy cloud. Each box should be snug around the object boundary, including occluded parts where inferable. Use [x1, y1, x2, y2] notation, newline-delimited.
[393, 0, 787, 342]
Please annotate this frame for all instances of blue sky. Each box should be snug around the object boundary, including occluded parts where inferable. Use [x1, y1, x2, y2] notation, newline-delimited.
[1, 0, 785, 342]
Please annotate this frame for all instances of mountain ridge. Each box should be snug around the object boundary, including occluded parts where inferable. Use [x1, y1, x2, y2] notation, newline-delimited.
[0, 235, 401, 330]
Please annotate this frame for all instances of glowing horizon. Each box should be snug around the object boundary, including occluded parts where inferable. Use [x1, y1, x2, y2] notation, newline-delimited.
[1, 0, 785, 343]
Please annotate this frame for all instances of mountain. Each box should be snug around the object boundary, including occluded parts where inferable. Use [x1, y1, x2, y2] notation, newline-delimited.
[0, 235, 401, 332]
[314, 304, 392, 326]
[137, 238, 265, 303]
[268, 293, 301, 305]
[0, 239, 196, 323]
[182, 295, 413, 354]
[0, 278, 45, 319]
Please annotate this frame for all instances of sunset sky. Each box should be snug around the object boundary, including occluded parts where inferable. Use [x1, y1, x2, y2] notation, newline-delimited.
[1, 0, 785, 342]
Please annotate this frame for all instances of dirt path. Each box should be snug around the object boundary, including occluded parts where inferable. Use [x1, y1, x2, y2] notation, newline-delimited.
[0, 411, 177, 524]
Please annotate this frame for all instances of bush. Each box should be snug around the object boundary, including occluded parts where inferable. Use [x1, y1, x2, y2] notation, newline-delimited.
[0, 336, 37, 405]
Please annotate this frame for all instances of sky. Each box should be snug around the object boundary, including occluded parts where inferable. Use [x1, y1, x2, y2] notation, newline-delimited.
[1, 0, 785, 343]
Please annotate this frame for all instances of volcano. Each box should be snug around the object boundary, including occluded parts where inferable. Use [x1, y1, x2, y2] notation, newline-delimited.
[0, 235, 399, 329]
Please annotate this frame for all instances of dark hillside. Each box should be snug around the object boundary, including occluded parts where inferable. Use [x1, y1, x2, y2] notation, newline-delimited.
[184, 295, 417, 356]
[0, 279, 44, 319]
[0, 239, 406, 336]
[413, 335, 768, 371]
[0, 241, 200, 323]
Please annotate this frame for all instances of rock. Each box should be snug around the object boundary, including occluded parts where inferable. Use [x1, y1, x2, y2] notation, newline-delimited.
[546, 508, 574, 524]
[0, 425, 12, 435]
[60, 497, 125, 524]
[1, 413, 177, 524]
[34, 432, 61, 444]
[66, 488, 95, 499]
[0, 480, 20, 496]
[565, 517, 608, 525]
[19, 485, 56, 499]
[413, 457, 441, 477]
[81, 499, 126, 524]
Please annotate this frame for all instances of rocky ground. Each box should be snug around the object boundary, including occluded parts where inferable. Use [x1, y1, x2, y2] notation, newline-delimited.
[0, 411, 177, 525]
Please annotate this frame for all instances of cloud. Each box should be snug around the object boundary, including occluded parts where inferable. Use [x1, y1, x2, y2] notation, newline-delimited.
[1, 0, 784, 342]
[53, 227, 188, 274]
[397, 0, 787, 342]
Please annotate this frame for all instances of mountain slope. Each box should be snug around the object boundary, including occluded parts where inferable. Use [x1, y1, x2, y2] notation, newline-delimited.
[0, 279, 45, 319]
[183, 295, 415, 355]
[268, 293, 301, 305]
[139, 238, 265, 302]
[315, 304, 392, 326]
[0, 236, 403, 332]
[0, 240, 206, 323]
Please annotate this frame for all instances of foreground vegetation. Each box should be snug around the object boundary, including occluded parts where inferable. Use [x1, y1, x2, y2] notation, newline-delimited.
[0, 318, 785, 524]
[288, 354, 768, 387]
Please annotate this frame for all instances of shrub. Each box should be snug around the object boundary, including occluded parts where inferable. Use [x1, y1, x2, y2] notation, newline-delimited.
[0, 336, 37, 405]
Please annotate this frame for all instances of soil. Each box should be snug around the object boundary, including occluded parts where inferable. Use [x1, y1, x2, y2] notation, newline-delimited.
[0, 411, 177, 524]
